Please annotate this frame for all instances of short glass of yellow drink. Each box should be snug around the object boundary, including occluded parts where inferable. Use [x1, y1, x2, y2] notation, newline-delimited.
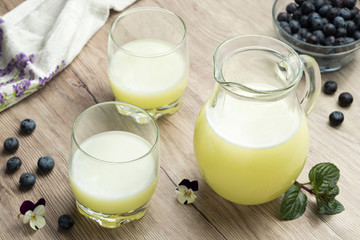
[108, 7, 188, 119]
[69, 102, 159, 228]
[194, 35, 322, 205]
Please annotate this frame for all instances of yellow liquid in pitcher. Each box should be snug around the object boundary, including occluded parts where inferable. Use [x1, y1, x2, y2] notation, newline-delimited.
[108, 39, 188, 110]
[193, 85, 309, 205]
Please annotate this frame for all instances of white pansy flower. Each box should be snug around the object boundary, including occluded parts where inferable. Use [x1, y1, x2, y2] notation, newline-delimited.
[23, 205, 46, 230]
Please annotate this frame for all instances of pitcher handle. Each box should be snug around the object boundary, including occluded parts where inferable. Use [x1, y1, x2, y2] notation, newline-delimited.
[299, 55, 322, 116]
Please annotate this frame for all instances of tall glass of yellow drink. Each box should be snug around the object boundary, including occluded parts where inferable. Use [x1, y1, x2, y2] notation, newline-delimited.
[108, 8, 188, 119]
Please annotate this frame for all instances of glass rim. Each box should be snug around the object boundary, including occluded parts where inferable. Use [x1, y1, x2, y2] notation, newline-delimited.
[213, 35, 303, 99]
[71, 101, 160, 164]
[109, 7, 187, 58]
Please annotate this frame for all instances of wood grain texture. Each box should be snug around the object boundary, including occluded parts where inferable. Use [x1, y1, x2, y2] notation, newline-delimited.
[1, 0, 360, 239]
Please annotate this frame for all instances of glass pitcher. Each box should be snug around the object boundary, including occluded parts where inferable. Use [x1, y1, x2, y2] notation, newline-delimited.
[193, 35, 321, 205]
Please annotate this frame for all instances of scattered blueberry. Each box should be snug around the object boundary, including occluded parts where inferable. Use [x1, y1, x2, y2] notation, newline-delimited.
[38, 156, 55, 173]
[58, 215, 75, 230]
[6, 157, 22, 172]
[3, 137, 19, 153]
[329, 111, 344, 126]
[19, 172, 36, 188]
[338, 92, 353, 107]
[323, 80, 338, 94]
[20, 119, 36, 134]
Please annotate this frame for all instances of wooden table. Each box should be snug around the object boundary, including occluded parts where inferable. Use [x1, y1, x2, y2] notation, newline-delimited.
[1, 0, 359, 239]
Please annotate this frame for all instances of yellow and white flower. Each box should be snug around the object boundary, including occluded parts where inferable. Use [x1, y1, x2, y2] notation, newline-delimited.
[176, 179, 199, 205]
[23, 205, 46, 230]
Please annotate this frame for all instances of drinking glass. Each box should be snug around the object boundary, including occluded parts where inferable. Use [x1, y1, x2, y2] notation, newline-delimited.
[69, 102, 160, 228]
[108, 7, 188, 119]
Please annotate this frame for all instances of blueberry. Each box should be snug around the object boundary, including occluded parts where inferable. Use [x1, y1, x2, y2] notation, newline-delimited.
[335, 27, 347, 37]
[329, 111, 344, 126]
[277, 12, 291, 22]
[319, 4, 332, 17]
[350, 8, 359, 18]
[346, 37, 355, 43]
[292, 33, 302, 40]
[300, 15, 310, 27]
[325, 36, 336, 45]
[299, 28, 309, 37]
[308, 12, 321, 22]
[306, 34, 320, 44]
[4, 137, 19, 153]
[339, 8, 352, 20]
[353, 13, 360, 25]
[19, 173, 36, 188]
[313, 30, 326, 43]
[323, 80, 338, 94]
[338, 92, 353, 107]
[311, 18, 324, 30]
[346, 20, 357, 35]
[296, 0, 306, 5]
[335, 37, 347, 45]
[283, 25, 292, 35]
[332, 0, 345, 7]
[38, 156, 55, 173]
[328, 7, 340, 20]
[58, 215, 75, 230]
[6, 157, 22, 172]
[323, 23, 337, 36]
[344, 0, 356, 8]
[321, 17, 329, 26]
[334, 16, 346, 28]
[287, 3, 298, 14]
[20, 118, 36, 134]
[289, 20, 301, 32]
[280, 21, 290, 28]
[354, 31, 360, 40]
[293, 9, 303, 20]
[315, 0, 326, 10]
[302, 1, 316, 14]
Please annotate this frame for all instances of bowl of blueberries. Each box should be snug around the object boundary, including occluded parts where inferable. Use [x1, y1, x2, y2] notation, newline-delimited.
[273, 0, 360, 72]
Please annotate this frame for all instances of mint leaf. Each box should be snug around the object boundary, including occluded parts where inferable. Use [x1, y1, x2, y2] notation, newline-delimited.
[281, 183, 307, 220]
[312, 172, 324, 192]
[309, 163, 340, 193]
[316, 198, 344, 215]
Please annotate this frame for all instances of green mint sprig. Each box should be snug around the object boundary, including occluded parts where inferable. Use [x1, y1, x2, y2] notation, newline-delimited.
[280, 162, 344, 220]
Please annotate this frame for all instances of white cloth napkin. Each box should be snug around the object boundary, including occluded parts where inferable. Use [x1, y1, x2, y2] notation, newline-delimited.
[0, 0, 136, 112]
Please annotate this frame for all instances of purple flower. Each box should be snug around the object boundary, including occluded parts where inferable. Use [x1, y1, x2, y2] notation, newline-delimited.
[38, 77, 48, 87]
[29, 54, 34, 63]
[0, 18, 3, 24]
[13, 80, 31, 97]
[0, 92, 7, 105]
[29, 69, 35, 80]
